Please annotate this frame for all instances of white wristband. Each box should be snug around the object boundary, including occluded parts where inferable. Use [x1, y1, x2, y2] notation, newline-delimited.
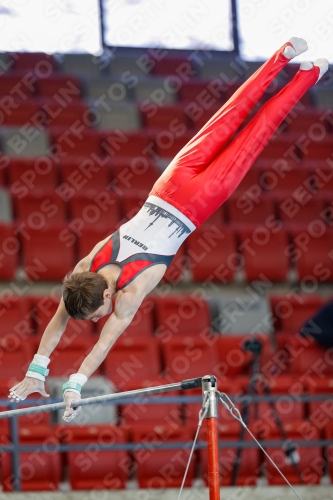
[26, 354, 51, 382]
[69, 373, 88, 386]
[33, 354, 50, 367]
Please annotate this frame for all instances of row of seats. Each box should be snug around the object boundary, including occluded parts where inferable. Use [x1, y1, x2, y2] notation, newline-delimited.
[1, 156, 333, 196]
[1, 329, 332, 388]
[0, 293, 328, 338]
[0, 123, 331, 159]
[1, 221, 332, 282]
[1, 421, 333, 490]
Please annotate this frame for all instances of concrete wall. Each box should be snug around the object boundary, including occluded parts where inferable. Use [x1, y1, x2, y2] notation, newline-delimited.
[1, 487, 333, 500]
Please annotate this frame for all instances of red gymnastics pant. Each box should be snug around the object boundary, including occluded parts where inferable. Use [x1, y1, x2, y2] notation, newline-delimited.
[149, 42, 319, 228]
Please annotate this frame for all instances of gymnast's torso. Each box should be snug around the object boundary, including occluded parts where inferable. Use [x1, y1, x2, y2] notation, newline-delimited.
[88, 195, 196, 291]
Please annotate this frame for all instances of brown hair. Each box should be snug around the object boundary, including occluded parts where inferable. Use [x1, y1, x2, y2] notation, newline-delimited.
[62, 272, 109, 320]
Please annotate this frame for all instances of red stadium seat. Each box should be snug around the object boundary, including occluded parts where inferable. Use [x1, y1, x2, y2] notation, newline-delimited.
[1, 426, 61, 491]
[257, 160, 314, 196]
[100, 131, 152, 159]
[162, 245, 186, 284]
[28, 295, 95, 341]
[42, 99, 90, 127]
[69, 190, 122, 228]
[186, 226, 237, 282]
[226, 194, 276, 225]
[263, 422, 323, 485]
[153, 57, 196, 76]
[287, 337, 333, 376]
[276, 193, 327, 227]
[237, 226, 290, 282]
[286, 108, 329, 134]
[325, 422, 333, 483]
[232, 166, 260, 195]
[183, 103, 222, 131]
[104, 337, 162, 390]
[307, 378, 333, 434]
[154, 294, 211, 338]
[153, 130, 193, 159]
[112, 160, 160, 194]
[49, 127, 101, 156]
[121, 378, 181, 426]
[141, 104, 188, 130]
[0, 296, 32, 335]
[311, 165, 333, 197]
[290, 226, 333, 282]
[162, 337, 219, 382]
[59, 156, 111, 193]
[0, 337, 34, 383]
[63, 424, 129, 490]
[132, 424, 195, 488]
[10, 52, 57, 72]
[0, 73, 37, 97]
[179, 81, 227, 103]
[269, 294, 326, 333]
[21, 224, 75, 281]
[0, 224, 19, 280]
[0, 99, 41, 126]
[50, 338, 101, 377]
[257, 134, 301, 161]
[13, 189, 67, 223]
[122, 191, 149, 221]
[200, 422, 260, 486]
[8, 157, 59, 194]
[36, 75, 82, 99]
[300, 139, 332, 161]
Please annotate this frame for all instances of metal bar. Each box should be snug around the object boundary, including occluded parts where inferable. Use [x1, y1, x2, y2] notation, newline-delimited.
[1, 439, 333, 453]
[8, 406, 20, 492]
[0, 380, 200, 419]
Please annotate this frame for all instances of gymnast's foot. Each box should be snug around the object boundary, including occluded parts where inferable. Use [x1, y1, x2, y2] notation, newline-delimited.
[300, 59, 329, 82]
[283, 37, 308, 59]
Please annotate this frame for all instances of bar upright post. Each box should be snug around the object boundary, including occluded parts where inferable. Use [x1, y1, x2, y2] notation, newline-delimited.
[202, 375, 220, 500]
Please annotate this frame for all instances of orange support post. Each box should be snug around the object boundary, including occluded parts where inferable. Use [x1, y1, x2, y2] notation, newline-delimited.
[202, 375, 220, 500]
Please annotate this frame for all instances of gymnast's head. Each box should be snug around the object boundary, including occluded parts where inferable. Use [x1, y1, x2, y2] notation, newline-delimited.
[62, 271, 115, 321]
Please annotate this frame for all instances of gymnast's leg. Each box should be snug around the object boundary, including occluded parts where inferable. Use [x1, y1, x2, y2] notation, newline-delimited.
[166, 59, 328, 226]
[150, 38, 308, 204]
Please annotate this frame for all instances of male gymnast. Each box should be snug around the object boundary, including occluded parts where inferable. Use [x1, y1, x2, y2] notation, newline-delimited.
[8, 38, 328, 422]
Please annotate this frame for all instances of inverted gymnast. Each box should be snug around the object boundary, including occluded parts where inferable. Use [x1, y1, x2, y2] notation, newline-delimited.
[9, 39, 328, 422]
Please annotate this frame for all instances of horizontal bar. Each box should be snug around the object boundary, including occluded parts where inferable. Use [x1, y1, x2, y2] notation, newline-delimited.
[1, 440, 333, 453]
[0, 380, 196, 419]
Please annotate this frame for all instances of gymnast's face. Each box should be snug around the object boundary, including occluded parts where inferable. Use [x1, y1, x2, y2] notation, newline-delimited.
[88, 289, 113, 322]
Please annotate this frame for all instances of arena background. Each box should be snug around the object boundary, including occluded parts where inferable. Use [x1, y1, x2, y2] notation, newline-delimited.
[0, 0, 332, 498]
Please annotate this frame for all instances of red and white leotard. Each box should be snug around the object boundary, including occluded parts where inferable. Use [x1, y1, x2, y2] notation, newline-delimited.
[89, 195, 196, 290]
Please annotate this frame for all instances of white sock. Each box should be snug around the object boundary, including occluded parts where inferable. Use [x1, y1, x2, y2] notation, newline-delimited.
[283, 37, 308, 59]
[314, 58, 329, 82]
[300, 61, 313, 71]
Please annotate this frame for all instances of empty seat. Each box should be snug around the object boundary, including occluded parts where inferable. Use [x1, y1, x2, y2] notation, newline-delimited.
[104, 337, 162, 390]
[122, 191, 149, 220]
[226, 194, 276, 225]
[49, 338, 101, 377]
[22, 224, 75, 280]
[161, 245, 186, 284]
[141, 104, 188, 130]
[162, 337, 219, 382]
[112, 160, 159, 194]
[61, 54, 109, 75]
[49, 127, 101, 156]
[153, 58, 196, 77]
[238, 226, 290, 282]
[311, 165, 333, 197]
[276, 194, 327, 227]
[59, 156, 111, 193]
[300, 140, 332, 160]
[42, 99, 90, 127]
[36, 75, 82, 99]
[1, 127, 50, 157]
[132, 424, 194, 488]
[154, 295, 211, 338]
[13, 190, 67, 223]
[69, 190, 121, 228]
[200, 422, 260, 486]
[0, 296, 32, 335]
[179, 80, 227, 103]
[100, 130, 152, 159]
[62, 425, 128, 489]
[308, 378, 333, 433]
[152, 130, 194, 159]
[8, 157, 59, 194]
[291, 226, 333, 282]
[186, 225, 237, 282]
[0, 337, 33, 380]
[183, 103, 224, 131]
[1, 426, 61, 491]
[0, 224, 18, 280]
[77, 225, 114, 260]
[286, 108, 329, 134]
[0, 73, 37, 97]
[287, 337, 333, 376]
[94, 102, 141, 130]
[264, 422, 322, 485]
[135, 79, 177, 104]
[269, 295, 326, 333]
[11, 52, 57, 72]
[0, 99, 41, 126]
[257, 161, 314, 196]
[325, 421, 333, 483]
[232, 166, 260, 195]
[213, 294, 273, 334]
[258, 134, 301, 161]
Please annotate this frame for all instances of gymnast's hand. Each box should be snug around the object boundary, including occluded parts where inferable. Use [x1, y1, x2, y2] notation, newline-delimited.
[8, 377, 50, 402]
[63, 390, 82, 422]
